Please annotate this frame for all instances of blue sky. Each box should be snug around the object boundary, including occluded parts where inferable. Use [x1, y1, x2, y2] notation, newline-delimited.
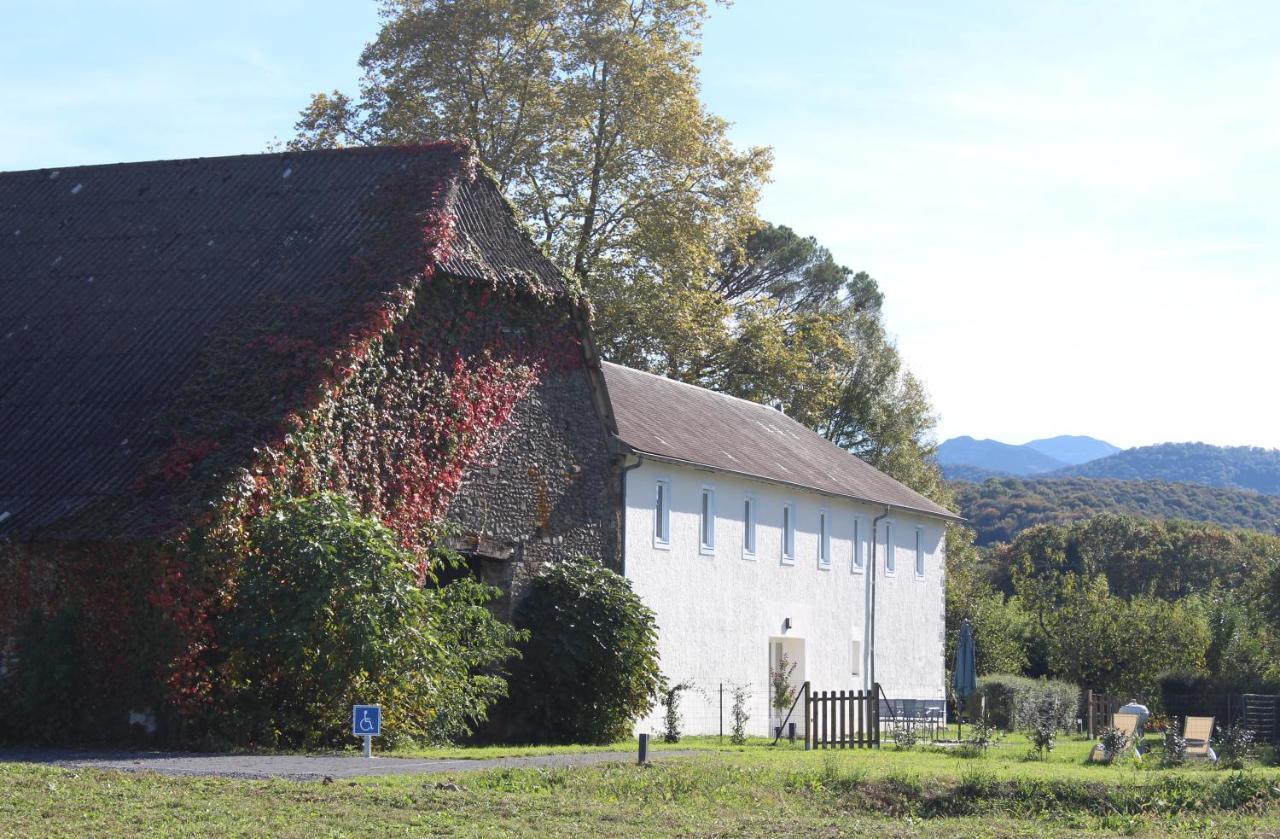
[4, 1, 1278, 449]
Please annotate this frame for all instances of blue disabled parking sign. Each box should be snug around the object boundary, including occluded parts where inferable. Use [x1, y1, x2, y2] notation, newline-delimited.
[353, 704, 381, 757]
[353, 704, 381, 736]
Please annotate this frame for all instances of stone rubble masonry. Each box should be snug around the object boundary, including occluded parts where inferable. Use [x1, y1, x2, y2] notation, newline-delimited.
[448, 364, 620, 619]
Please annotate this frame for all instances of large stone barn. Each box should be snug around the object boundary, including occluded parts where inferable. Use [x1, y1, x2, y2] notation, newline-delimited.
[0, 144, 620, 740]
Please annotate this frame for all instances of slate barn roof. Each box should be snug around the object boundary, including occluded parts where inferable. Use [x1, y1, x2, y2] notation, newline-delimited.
[0, 144, 575, 540]
[601, 362, 958, 520]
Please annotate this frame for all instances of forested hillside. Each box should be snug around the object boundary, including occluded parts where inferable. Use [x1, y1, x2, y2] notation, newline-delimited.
[955, 477, 1280, 545]
[1051, 442, 1280, 494]
[941, 463, 1009, 483]
[948, 513, 1280, 698]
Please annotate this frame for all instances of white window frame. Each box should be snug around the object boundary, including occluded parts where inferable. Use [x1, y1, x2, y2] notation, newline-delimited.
[851, 517, 865, 573]
[699, 485, 716, 555]
[781, 501, 796, 565]
[653, 478, 671, 549]
[883, 520, 896, 576]
[915, 526, 926, 579]
[742, 494, 757, 559]
[817, 507, 831, 569]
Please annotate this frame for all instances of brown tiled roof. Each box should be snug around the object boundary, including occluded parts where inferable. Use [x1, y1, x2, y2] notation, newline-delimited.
[0, 145, 575, 540]
[601, 362, 958, 520]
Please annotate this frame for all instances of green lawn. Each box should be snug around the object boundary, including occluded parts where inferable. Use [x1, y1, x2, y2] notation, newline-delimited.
[4, 734, 1280, 837]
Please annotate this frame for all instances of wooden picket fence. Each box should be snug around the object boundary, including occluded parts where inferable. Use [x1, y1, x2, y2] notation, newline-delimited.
[1086, 689, 1123, 737]
[806, 684, 881, 749]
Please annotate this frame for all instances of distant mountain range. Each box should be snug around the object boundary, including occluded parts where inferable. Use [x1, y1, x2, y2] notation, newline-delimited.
[1023, 435, 1123, 465]
[942, 438, 1280, 497]
[937, 434, 1120, 477]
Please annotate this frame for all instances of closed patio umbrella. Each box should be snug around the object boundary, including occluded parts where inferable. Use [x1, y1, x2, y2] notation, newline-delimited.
[952, 618, 977, 739]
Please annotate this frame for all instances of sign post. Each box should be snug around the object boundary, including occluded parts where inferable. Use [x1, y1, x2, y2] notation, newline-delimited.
[352, 704, 382, 758]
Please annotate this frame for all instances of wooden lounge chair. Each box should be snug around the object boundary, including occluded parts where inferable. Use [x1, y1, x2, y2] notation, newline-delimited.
[1090, 712, 1140, 762]
[1183, 716, 1215, 760]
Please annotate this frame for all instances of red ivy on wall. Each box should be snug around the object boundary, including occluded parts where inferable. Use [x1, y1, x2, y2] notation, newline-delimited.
[1, 142, 588, 730]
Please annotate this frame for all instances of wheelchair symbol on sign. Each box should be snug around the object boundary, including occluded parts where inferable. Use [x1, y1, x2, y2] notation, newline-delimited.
[352, 704, 382, 741]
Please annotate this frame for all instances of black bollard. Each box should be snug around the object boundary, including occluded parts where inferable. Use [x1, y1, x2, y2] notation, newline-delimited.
[638, 732, 649, 765]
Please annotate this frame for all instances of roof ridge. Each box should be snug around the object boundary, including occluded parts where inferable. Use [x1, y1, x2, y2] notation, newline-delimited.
[0, 142, 474, 178]
[600, 360, 797, 416]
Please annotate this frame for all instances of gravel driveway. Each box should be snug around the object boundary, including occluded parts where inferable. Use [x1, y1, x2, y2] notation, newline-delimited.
[0, 747, 690, 781]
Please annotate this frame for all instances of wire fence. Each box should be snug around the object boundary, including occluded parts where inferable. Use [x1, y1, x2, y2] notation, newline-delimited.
[635, 679, 949, 743]
[636, 681, 782, 740]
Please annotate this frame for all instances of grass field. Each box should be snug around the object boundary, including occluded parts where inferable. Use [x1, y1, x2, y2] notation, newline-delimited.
[4, 734, 1280, 837]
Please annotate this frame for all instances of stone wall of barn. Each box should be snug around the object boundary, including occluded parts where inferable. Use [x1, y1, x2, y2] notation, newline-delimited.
[447, 362, 621, 619]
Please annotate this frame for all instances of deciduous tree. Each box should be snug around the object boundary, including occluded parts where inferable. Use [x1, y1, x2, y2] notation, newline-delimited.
[293, 0, 771, 366]
[292, 1, 945, 502]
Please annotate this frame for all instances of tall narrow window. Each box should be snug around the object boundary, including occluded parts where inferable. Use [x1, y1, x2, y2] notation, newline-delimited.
[915, 527, 926, 578]
[852, 518, 864, 572]
[851, 640, 862, 676]
[743, 496, 756, 558]
[884, 521, 895, 575]
[782, 503, 795, 563]
[700, 487, 716, 554]
[818, 509, 831, 568]
[654, 479, 670, 548]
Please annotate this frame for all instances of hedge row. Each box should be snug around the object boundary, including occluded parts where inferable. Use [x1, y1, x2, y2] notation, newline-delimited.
[971, 673, 1079, 731]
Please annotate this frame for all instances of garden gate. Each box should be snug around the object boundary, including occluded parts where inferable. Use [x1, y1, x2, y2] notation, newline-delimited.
[1238, 694, 1280, 746]
[805, 684, 881, 749]
[1085, 690, 1122, 737]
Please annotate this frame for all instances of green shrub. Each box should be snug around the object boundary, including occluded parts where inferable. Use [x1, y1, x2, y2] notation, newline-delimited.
[215, 492, 521, 748]
[729, 683, 750, 745]
[893, 723, 920, 750]
[1162, 717, 1187, 767]
[1214, 723, 1254, 770]
[1019, 690, 1069, 755]
[661, 682, 691, 743]
[504, 556, 663, 744]
[1099, 726, 1132, 764]
[974, 673, 1078, 732]
[958, 717, 997, 758]
[770, 651, 799, 724]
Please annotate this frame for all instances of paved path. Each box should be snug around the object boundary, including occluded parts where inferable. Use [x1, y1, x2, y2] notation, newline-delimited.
[0, 748, 691, 781]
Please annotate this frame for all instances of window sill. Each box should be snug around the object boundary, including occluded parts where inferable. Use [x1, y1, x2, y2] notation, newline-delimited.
[817, 562, 832, 571]
[699, 546, 716, 557]
[742, 551, 757, 561]
[781, 556, 796, 566]
[851, 565, 865, 575]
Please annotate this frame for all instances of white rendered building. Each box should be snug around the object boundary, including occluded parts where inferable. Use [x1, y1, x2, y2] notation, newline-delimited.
[601, 362, 958, 737]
